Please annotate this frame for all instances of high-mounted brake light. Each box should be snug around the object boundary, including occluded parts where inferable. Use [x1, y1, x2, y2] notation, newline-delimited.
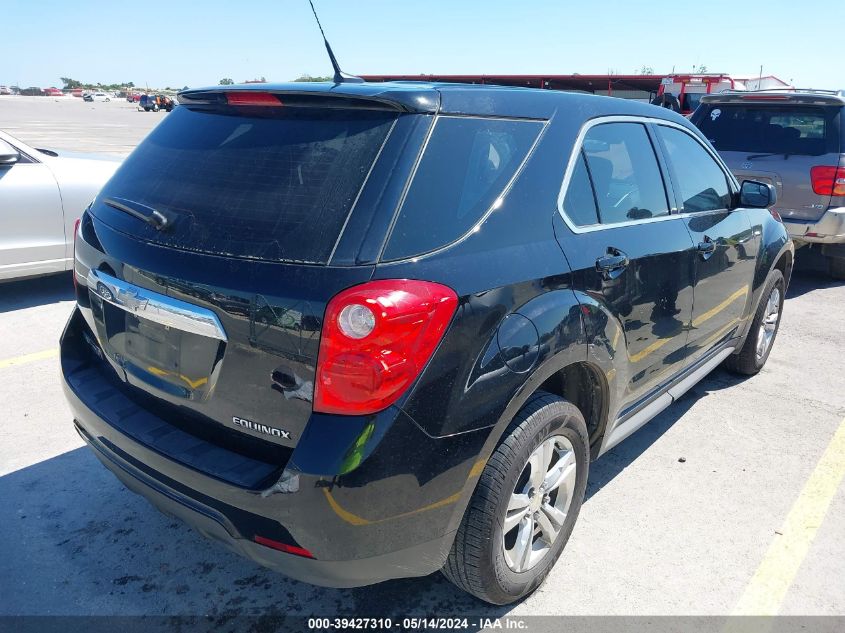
[741, 94, 789, 100]
[811, 166, 845, 197]
[314, 280, 459, 415]
[225, 92, 283, 107]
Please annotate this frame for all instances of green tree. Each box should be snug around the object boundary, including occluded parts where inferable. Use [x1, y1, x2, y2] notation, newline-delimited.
[219, 78, 234, 85]
[60, 77, 83, 89]
[638, 65, 654, 75]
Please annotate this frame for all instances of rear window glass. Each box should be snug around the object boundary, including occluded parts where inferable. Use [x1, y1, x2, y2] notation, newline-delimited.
[92, 105, 396, 264]
[382, 116, 543, 261]
[696, 105, 839, 156]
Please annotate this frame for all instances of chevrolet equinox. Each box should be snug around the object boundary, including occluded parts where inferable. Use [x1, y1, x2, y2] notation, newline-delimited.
[61, 82, 793, 604]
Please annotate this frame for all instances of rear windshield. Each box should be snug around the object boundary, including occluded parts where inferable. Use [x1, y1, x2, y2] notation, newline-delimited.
[695, 104, 840, 156]
[382, 116, 543, 261]
[93, 105, 396, 264]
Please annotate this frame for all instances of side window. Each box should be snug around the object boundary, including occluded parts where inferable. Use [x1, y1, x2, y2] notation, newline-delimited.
[581, 122, 669, 225]
[562, 152, 599, 226]
[656, 125, 731, 213]
[383, 116, 543, 261]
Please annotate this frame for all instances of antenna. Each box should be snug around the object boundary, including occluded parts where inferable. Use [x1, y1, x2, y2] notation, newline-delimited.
[307, 0, 363, 84]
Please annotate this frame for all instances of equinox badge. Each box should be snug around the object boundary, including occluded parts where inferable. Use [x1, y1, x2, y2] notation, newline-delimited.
[232, 416, 291, 440]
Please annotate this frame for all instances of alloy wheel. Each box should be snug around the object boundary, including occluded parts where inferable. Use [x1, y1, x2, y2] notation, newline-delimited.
[755, 286, 781, 360]
[502, 435, 577, 572]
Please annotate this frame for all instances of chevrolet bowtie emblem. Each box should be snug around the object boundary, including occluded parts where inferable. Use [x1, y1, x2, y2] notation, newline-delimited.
[117, 287, 149, 312]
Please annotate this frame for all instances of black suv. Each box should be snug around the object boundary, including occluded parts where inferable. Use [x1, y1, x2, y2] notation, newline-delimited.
[61, 83, 792, 604]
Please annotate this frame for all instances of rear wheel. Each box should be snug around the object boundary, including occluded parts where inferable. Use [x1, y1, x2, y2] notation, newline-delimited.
[828, 256, 845, 280]
[442, 392, 589, 604]
[724, 269, 784, 375]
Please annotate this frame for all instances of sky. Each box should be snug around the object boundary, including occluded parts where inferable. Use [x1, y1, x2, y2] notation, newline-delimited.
[3, 0, 843, 90]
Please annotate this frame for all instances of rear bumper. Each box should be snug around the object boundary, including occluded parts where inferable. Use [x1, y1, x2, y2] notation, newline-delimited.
[71, 412, 452, 588]
[785, 206, 845, 244]
[61, 308, 486, 588]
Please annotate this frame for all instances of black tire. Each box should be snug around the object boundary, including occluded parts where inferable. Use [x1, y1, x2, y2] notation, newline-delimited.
[724, 269, 784, 375]
[442, 392, 589, 604]
[828, 256, 845, 280]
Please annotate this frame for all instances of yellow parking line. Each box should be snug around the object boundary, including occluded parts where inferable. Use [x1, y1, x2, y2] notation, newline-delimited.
[0, 348, 59, 369]
[692, 286, 749, 328]
[733, 416, 845, 615]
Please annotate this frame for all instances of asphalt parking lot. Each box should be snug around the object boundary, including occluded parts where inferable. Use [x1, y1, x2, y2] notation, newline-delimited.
[1, 97, 844, 623]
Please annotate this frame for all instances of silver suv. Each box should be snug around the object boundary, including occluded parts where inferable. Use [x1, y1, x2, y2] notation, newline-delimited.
[692, 90, 845, 278]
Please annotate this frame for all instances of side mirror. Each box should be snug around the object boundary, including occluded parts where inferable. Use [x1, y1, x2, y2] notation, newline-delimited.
[0, 139, 21, 165]
[739, 180, 777, 209]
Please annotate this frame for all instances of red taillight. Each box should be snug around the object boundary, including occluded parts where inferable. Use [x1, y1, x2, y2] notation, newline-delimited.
[314, 280, 458, 415]
[72, 218, 81, 289]
[769, 209, 783, 222]
[811, 166, 845, 196]
[253, 535, 314, 558]
[225, 91, 283, 107]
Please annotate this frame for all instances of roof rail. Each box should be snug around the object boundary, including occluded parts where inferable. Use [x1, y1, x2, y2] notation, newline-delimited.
[718, 88, 844, 95]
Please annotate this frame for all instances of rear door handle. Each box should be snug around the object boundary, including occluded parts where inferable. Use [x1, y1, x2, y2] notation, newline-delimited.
[596, 248, 629, 280]
[697, 237, 716, 260]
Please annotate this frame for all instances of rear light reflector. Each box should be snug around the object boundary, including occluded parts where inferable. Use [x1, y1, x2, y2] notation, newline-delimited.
[811, 166, 845, 196]
[225, 91, 283, 107]
[254, 535, 314, 558]
[314, 280, 459, 415]
[769, 209, 783, 222]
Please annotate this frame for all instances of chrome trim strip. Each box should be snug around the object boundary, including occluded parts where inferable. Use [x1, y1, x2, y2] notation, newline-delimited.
[666, 346, 734, 401]
[86, 270, 228, 342]
[598, 344, 735, 456]
[555, 115, 738, 234]
[601, 393, 673, 455]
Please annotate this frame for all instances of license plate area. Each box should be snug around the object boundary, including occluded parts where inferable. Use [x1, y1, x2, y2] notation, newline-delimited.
[87, 270, 226, 401]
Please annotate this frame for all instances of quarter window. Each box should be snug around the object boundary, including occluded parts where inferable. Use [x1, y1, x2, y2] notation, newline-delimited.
[383, 116, 543, 261]
[562, 152, 600, 226]
[656, 125, 732, 213]
[581, 122, 669, 225]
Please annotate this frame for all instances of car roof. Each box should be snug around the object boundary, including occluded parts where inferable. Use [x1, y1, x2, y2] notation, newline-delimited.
[178, 81, 695, 124]
[701, 90, 845, 106]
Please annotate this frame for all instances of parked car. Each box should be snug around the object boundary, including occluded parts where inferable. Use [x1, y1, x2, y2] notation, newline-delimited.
[0, 131, 120, 281]
[692, 90, 845, 278]
[83, 92, 111, 103]
[138, 94, 174, 112]
[653, 74, 794, 117]
[61, 83, 792, 605]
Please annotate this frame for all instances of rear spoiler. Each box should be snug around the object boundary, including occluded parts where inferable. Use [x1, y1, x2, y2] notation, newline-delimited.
[700, 92, 845, 106]
[178, 84, 440, 114]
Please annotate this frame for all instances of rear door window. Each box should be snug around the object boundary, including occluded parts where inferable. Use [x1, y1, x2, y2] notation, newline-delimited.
[92, 105, 397, 264]
[581, 122, 669, 224]
[696, 105, 839, 156]
[382, 116, 543, 261]
[656, 125, 732, 212]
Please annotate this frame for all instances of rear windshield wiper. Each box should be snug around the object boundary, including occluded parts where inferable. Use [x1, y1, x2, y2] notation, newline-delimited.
[103, 197, 173, 231]
[746, 152, 791, 161]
